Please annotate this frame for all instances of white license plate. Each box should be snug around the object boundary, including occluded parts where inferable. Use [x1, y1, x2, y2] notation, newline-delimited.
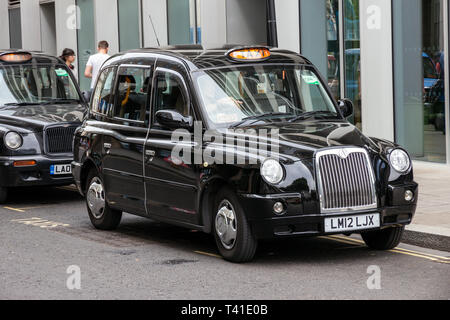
[325, 213, 380, 233]
[50, 164, 72, 175]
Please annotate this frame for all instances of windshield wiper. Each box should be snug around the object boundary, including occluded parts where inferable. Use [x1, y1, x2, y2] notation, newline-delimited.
[288, 111, 338, 123]
[4, 102, 41, 107]
[230, 112, 294, 128]
[42, 99, 81, 105]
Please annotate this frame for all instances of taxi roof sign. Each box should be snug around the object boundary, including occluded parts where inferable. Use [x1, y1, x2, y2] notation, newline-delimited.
[227, 47, 271, 61]
[0, 52, 32, 63]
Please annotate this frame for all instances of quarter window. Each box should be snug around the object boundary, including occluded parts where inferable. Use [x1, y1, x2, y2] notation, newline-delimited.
[92, 68, 116, 115]
[114, 67, 151, 122]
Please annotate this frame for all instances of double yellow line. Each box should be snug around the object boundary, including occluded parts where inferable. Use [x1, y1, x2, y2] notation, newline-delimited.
[324, 235, 450, 264]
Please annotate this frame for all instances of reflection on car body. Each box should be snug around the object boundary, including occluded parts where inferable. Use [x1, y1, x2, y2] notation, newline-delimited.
[73, 46, 418, 263]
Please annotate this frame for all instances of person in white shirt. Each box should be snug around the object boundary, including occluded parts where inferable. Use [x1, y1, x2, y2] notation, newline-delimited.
[84, 41, 110, 98]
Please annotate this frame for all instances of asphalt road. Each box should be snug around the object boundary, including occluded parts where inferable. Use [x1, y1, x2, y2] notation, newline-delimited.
[0, 186, 449, 300]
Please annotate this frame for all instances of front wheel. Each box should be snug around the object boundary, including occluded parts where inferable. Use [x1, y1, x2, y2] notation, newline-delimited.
[86, 170, 122, 230]
[213, 188, 258, 263]
[361, 226, 405, 250]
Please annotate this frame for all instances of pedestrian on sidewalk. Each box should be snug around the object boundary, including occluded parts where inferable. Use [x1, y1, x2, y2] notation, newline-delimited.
[60, 48, 77, 80]
[84, 40, 110, 101]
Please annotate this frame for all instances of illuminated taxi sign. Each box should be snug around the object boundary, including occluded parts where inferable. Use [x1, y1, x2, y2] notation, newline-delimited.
[227, 48, 271, 61]
[0, 52, 33, 63]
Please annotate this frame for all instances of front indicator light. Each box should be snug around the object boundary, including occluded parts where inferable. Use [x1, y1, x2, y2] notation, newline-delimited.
[14, 160, 37, 167]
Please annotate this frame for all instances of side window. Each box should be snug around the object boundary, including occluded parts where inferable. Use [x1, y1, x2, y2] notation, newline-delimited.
[114, 66, 151, 122]
[92, 68, 116, 115]
[153, 71, 189, 127]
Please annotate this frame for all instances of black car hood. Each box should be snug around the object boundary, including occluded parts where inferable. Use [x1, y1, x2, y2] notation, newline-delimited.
[217, 120, 377, 162]
[0, 104, 85, 132]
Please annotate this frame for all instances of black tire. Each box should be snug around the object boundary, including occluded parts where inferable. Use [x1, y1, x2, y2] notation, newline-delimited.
[361, 226, 404, 250]
[213, 188, 258, 263]
[85, 169, 122, 230]
[0, 187, 8, 204]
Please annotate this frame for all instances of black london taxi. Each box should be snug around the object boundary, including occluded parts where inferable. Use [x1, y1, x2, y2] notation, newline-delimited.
[0, 50, 85, 203]
[72, 46, 418, 263]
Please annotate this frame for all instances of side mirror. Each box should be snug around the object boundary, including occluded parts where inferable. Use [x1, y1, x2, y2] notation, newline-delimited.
[338, 98, 354, 118]
[155, 110, 194, 131]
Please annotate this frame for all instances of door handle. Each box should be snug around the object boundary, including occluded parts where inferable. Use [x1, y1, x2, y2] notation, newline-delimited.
[145, 150, 156, 157]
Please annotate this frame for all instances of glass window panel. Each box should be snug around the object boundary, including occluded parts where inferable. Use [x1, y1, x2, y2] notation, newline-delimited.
[394, 0, 447, 163]
[76, 0, 96, 92]
[92, 68, 116, 115]
[168, 0, 192, 45]
[343, 0, 361, 130]
[9, 8, 22, 49]
[118, 0, 141, 51]
[326, 0, 341, 101]
[115, 67, 151, 121]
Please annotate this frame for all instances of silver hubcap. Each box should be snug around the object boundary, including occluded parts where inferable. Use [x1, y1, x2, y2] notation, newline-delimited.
[215, 200, 237, 250]
[87, 177, 105, 219]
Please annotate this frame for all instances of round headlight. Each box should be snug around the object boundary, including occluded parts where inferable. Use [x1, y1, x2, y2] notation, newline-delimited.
[389, 149, 411, 174]
[4, 132, 23, 150]
[261, 159, 284, 185]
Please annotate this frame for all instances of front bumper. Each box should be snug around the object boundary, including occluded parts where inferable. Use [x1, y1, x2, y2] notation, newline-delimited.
[0, 155, 74, 188]
[239, 184, 418, 240]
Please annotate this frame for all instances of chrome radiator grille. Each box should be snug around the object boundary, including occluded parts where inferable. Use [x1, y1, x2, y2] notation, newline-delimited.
[45, 125, 78, 154]
[316, 148, 377, 213]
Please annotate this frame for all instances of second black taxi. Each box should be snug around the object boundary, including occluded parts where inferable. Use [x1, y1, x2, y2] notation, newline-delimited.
[73, 46, 418, 263]
[0, 50, 85, 203]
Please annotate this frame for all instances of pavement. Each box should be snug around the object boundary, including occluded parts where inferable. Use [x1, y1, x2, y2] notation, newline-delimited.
[403, 161, 450, 252]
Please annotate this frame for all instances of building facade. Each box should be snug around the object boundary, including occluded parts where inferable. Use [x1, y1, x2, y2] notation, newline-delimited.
[0, 0, 449, 166]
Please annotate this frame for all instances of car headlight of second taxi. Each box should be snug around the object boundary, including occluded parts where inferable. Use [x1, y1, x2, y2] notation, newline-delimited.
[4, 131, 23, 150]
[389, 149, 411, 174]
[261, 159, 285, 185]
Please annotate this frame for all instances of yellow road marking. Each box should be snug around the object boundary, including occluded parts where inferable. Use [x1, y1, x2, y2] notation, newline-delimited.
[3, 207, 26, 213]
[11, 217, 70, 229]
[194, 251, 222, 259]
[324, 235, 450, 263]
[3, 205, 52, 212]
[319, 236, 362, 246]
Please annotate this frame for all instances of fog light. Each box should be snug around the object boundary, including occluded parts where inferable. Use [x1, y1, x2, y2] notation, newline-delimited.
[405, 190, 414, 202]
[273, 202, 285, 215]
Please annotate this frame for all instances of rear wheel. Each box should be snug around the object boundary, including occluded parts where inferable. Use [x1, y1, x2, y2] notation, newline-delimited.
[361, 226, 405, 250]
[213, 188, 258, 263]
[0, 187, 8, 204]
[86, 170, 122, 230]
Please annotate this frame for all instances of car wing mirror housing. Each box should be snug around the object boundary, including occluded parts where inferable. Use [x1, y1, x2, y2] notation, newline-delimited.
[155, 110, 194, 131]
[338, 98, 354, 119]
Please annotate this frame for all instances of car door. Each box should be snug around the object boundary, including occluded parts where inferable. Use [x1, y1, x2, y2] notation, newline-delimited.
[144, 64, 200, 225]
[102, 64, 152, 216]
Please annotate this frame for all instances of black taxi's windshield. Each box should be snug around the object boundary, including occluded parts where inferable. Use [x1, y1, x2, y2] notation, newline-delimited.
[0, 64, 81, 107]
[194, 65, 340, 128]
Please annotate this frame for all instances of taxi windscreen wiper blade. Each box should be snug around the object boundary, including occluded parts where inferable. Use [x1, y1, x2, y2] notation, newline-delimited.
[230, 112, 294, 128]
[288, 111, 338, 122]
[4, 102, 41, 106]
[42, 99, 81, 105]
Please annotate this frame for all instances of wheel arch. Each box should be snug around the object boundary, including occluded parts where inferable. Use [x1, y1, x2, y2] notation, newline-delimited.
[199, 177, 233, 234]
